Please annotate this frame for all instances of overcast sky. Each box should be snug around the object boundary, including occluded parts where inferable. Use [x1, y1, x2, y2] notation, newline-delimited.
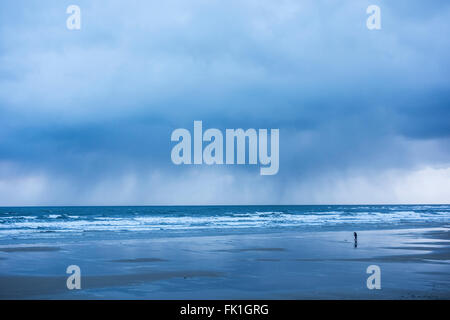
[0, 0, 449, 205]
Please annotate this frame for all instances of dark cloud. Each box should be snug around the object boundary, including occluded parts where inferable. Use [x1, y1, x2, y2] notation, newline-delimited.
[0, 0, 449, 204]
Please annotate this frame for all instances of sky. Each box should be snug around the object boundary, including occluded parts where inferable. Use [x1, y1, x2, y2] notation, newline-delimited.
[0, 0, 449, 205]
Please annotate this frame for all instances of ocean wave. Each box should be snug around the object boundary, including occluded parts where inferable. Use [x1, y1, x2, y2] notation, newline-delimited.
[0, 205, 449, 239]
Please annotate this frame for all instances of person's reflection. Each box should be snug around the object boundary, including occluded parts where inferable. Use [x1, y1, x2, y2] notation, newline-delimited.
[354, 232, 358, 248]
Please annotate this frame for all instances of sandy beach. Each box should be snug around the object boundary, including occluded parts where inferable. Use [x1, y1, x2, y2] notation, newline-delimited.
[0, 226, 449, 299]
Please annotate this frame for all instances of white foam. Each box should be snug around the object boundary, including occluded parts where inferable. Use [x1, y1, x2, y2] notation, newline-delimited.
[0, 206, 449, 239]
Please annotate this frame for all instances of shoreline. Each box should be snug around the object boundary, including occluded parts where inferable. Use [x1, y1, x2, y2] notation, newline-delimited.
[0, 226, 449, 299]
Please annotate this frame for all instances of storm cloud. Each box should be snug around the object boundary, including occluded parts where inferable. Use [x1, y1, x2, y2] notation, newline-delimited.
[0, 0, 449, 205]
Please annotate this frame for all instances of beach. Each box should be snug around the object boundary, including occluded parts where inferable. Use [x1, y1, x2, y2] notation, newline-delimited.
[0, 223, 449, 299]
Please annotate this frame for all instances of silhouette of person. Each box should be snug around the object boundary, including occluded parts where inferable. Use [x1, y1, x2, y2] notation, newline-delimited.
[354, 232, 358, 248]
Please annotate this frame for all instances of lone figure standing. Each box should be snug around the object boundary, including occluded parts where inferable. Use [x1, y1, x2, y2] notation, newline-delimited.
[354, 232, 358, 248]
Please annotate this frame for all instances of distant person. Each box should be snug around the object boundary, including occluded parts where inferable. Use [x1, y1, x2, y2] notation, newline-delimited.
[354, 232, 358, 248]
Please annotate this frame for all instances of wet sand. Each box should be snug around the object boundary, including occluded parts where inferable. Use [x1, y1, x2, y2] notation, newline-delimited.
[0, 247, 61, 253]
[111, 258, 168, 263]
[0, 226, 449, 299]
[0, 271, 223, 299]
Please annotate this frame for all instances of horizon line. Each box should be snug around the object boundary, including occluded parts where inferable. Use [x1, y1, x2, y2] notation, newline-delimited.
[1, 203, 449, 208]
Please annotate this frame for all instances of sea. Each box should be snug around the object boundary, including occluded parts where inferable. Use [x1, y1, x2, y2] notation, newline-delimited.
[1, 205, 449, 242]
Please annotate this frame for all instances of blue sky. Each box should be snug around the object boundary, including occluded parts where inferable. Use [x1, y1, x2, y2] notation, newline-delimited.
[0, 0, 449, 205]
